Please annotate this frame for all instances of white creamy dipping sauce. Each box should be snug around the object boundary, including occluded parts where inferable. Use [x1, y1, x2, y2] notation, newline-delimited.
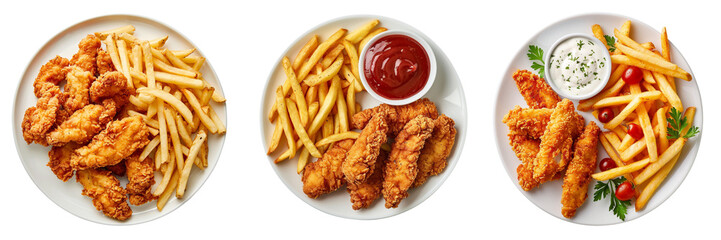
[549, 37, 609, 96]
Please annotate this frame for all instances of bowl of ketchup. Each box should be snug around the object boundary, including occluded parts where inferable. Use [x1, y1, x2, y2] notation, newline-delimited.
[359, 30, 436, 105]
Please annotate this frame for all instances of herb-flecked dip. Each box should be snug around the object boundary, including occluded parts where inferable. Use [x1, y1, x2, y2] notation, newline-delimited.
[549, 37, 610, 96]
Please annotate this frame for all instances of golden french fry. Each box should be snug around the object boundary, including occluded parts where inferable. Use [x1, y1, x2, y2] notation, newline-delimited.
[656, 107, 669, 152]
[156, 100, 169, 168]
[149, 35, 168, 49]
[620, 21, 631, 36]
[116, 39, 133, 89]
[297, 147, 310, 174]
[182, 89, 218, 133]
[341, 65, 363, 91]
[345, 19, 380, 44]
[653, 71, 683, 111]
[315, 131, 360, 147]
[335, 84, 349, 132]
[281, 57, 309, 126]
[140, 135, 161, 161]
[164, 109, 184, 172]
[347, 82, 356, 117]
[177, 130, 207, 198]
[304, 55, 343, 86]
[604, 95, 645, 130]
[175, 113, 192, 147]
[592, 90, 661, 109]
[164, 49, 194, 71]
[628, 84, 657, 163]
[635, 152, 680, 211]
[275, 87, 296, 158]
[171, 48, 196, 58]
[293, 35, 319, 71]
[620, 138, 646, 162]
[267, 121, 283, 155]
[591, 24, 609, 50]
[307, 76, 340, 137]
[307, 102, 319, 127]
[615, 42, 677, 70]
[153, 58, 198, 78]
[359, 27, 387, 52]
[95, 25, 135, 39]
[610, 55, 690, 81]
[321, 44, 345, 69]
[298, 29, 347, 81]
[603, 132, 622, 149]
[103, 34, 123, 74]
[207, 105, 226, 134]
[634, 138, 687, 185]
[138, 87, 194, 123]
[156, 165, 179, 211]
[285, 98, 322, 158]
[342, 40, 360, 81]
[131, 44, 142, 72]
[154, 72, 204, 89]
[592, 158, 650, 181]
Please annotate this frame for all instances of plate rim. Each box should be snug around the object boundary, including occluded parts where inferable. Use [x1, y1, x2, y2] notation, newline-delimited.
[11, 13, 228, 225]
[258, 14, 468, 220]
[492, 12, 703, 225]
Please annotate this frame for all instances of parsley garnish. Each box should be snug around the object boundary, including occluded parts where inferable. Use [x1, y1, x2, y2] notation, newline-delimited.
[667, 107, 700, 139]
[527, 45, 545, 78]
[604, 35, 617, 52]
[594, 177, 631, 221]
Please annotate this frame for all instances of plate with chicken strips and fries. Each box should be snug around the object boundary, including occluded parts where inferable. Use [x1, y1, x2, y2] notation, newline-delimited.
[261, 15, 467, 219]
[495, 13, 702, 225]
[12, 15, 227, 225]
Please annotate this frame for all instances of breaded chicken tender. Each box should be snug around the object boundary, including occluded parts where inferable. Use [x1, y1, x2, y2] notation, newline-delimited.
[71, 116, 150, 170]
[562, 122, 600, 218]
[342, 112, 389, 185]
[382, 116, 434, 208]
[412, 114, 456, 188]
[76, 168, 132, 220]
[302, 139, 354, 198]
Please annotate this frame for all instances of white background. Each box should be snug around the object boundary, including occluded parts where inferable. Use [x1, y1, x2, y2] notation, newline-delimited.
[1, 0, 718, 239]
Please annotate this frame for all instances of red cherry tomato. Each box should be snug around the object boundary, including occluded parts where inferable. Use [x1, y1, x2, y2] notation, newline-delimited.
[599, 158, 617, 172]
[615, 181, 635, 201]
[622, 66, 643, 84]
[598, 108, 614, 123]
[627, 123, 644, 140]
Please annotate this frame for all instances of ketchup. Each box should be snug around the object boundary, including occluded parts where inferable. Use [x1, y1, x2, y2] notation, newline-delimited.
[363, 34, 430, 100]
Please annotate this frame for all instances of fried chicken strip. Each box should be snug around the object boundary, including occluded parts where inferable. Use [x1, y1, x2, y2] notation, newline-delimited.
[503, 105, 585, 139]
[70, 34, 101, 75]
[562, 122, 600, 218]
[512, 69, 561, 109]
[90, 71, 131, 107]
[71, 116, 150, 170]
[22, 86, 62, 145]
[533, 99, 577, 182]
[347, 150, 387, 210]
[76, 168, 132, 220]
[351, 98, 438, 135]
[413, 114, 456, 188]
[46, 99, 117, 146]
[96, 49, 115, 75]
[382, 116, 434, 208]
[125, 151, 156, 205]
[47, 143, 80, 182]
[509, 132, 542, 191]
[62, 66, 95, 113]
[33, 56, 69, 98]
[302, 139, 354, 198]
[342, 112, 389, 185]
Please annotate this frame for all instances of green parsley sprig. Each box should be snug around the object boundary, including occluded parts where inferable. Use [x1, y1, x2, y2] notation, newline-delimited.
[667, 107, 700, 139]
[594, 176, 631, 221]
[527, 45, 545, 78]
[604, 35, 617, 52]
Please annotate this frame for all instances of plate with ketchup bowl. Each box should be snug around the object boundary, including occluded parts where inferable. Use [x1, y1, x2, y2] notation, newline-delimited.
[359, 30, 437, 105]
[261, 15, 467, 220]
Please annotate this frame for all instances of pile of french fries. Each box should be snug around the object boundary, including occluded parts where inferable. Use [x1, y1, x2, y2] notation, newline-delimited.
[267, 19, 387, 173]
[580, 21, 696, 211]
[95, 25, 226, 211]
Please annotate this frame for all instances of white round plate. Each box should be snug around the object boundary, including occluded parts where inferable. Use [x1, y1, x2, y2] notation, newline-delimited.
[494, 13, 702, 225]
[12, 15, 226, 225]
[261, 15, 467, 220]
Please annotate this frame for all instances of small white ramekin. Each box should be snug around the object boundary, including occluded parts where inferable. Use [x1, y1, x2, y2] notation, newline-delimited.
[358, 30, 436, 105]
[543, 33, 611, 100]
